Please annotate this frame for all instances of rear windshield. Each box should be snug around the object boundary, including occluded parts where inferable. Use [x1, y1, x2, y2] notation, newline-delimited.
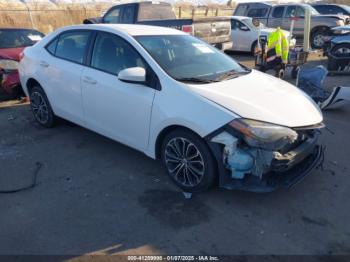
[0, 29, 44, 49]
[137, 2, 176, 21]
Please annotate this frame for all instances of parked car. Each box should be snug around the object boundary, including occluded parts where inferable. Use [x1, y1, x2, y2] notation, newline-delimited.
[233, 2, 348, 49]
[19, 24, 324, 193]
[323, 25, 350, 71]
[83, 1, 233, 51]
[311, 3, 350, 16]
[0, 28, 44, 97]
[227, 16, 295, 54]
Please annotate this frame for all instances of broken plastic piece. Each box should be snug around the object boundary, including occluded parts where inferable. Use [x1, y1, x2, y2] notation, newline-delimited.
[320, 86, 350, 110]
[297, 66, 350, 110]
[227, 148, 254, 179]
[183, 192, 192, 199]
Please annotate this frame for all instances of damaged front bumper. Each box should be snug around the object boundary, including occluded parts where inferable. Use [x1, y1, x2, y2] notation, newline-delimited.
[207, 126, 324, 193]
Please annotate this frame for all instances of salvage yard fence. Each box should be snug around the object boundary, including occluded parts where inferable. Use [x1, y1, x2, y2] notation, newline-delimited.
[0, 6, 235, 34]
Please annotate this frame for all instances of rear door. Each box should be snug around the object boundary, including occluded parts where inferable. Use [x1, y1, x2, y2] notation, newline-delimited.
[41, 30, 91, 124]
[81, 31, 156, 151]
[283, 5, 305, 34]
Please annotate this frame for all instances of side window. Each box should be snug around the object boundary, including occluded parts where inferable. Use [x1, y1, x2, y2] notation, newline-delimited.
[238, 21, 249, 31]
[122, 5, 134, 23]
[247, 8, 268, 18]
[285, 6, 297, 18]
[235, 4, 248, 16]
[272, 7, 285, 18]
[330, 6, 345, 15]
[296, 6, 305, 17]
[46, 37, 58, 55]
[314, 6, 326, 14]
[55, 31, 90, 64]
[91, 32, 145, 76]
[231, 19, 237, 30]
[104, 7, 121, 23]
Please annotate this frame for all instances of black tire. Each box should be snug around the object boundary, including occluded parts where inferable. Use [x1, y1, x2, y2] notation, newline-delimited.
[161, 129, 217, 192]
[29, 85, 55, 128]
[311, 28, 329, 49]
[251, 40, 258, 56]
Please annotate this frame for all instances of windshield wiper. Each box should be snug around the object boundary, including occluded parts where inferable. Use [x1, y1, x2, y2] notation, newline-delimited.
[175, 77, 218, 84]
[215, 69, 251, 82]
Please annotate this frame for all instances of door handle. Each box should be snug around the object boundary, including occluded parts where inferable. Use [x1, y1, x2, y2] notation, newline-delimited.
[82, 76, 97, 85]
[40, 61, 49, 67]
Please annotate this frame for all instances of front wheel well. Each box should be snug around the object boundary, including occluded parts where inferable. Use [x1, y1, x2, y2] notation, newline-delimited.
[155, 125, 202, 159]
[311, 26, 330, 36]
[26, 78, 41, 93]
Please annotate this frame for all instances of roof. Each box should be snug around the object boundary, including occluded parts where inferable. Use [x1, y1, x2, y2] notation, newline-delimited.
[63, 24, 186, 36]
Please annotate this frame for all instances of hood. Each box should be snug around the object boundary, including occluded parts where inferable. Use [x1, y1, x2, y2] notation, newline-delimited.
[313, 14, 347, 21]
[187, 70, 323, 128]
[331, 25, 350, 32]
[0, 47, 24, 61]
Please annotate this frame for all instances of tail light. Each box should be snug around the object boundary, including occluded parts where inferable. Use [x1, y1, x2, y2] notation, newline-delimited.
[181, 25, 194, 35]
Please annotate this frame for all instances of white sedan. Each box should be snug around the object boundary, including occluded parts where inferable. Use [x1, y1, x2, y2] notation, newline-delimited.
[19, 24, 323, 193]
[228, 16, 295, 54]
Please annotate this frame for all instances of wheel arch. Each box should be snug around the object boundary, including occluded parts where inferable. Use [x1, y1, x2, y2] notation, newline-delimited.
[310, 25, 330, 36]
[26, 78, 42, 94]
[154, 125, 204, 160]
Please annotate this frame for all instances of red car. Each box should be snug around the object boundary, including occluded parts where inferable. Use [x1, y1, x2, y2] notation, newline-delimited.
[0, 28, 45, 98]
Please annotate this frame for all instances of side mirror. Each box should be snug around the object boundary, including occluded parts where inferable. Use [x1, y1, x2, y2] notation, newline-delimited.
[118, 67, 146, 84]
[241, 26, 250, 31]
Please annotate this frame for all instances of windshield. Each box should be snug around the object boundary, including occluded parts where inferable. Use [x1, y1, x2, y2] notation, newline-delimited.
[0, 29, 44, 49]
[342, 5, 350, 13]
[135, 35, 250, 83]
[243, 18, 266, 29]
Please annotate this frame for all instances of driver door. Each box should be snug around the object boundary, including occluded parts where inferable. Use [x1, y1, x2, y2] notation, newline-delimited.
[81, 32, 156, 151]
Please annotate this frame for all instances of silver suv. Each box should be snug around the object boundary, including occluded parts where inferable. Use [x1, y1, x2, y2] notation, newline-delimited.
[234, 2, 349, 49]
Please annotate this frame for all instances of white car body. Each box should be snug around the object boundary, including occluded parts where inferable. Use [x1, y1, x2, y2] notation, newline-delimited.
[19, 24, 323, 192]
[228, 16, 295, 53]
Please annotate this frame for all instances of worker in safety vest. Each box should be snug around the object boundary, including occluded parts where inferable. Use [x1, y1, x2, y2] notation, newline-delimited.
[266, 27, 289, 65]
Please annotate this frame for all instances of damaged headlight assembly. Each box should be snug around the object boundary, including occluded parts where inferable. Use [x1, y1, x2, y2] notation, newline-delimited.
[228, 118, 298, 151]
[211, 118, 301, 180]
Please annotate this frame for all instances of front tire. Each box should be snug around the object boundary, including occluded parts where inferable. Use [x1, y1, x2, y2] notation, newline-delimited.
[29, 85, 55, 127]
[311, 28, 329, 49]
[161, 129, 217, 192]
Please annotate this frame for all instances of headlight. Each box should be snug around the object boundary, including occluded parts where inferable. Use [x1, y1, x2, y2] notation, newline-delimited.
[336, 20, 345, 26]
[0, 59, 19, 71]
[228, 119, 298, 151]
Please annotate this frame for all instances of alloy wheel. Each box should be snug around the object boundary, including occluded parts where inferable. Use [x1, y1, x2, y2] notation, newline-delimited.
[30, 91, 49, 124]
[164, 137, 205, 187]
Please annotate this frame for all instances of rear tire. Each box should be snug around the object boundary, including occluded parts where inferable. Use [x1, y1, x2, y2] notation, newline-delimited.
[161, 129, 217, 192]
[29, 85, 55, 128]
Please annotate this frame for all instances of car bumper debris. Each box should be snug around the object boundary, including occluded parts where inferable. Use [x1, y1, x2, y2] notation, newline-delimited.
[208, 126, 324, 193]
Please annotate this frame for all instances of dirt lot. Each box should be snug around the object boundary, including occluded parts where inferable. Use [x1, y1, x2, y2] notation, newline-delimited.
[0, 53, 350, 256]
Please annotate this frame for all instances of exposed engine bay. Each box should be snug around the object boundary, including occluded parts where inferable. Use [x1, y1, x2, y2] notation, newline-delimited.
[207, 122, 324, 192]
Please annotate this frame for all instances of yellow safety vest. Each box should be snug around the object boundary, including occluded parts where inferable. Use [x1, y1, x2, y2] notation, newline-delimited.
[267, 28, 289, 64]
